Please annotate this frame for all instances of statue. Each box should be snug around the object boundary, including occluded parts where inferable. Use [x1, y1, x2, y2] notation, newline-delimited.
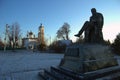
[75, 8, 104, 43]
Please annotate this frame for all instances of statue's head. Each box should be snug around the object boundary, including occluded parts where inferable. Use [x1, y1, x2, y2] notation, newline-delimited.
[91, 8, 96, 15]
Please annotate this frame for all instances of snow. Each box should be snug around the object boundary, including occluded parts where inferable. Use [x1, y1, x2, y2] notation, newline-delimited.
[0, 50, 120, 80]
[0, 50, 64, 80]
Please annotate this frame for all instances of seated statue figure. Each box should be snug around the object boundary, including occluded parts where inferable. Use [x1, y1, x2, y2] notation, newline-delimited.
[75, 8, 104, 43]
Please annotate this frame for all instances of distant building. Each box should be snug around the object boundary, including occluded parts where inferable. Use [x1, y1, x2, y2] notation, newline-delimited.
[22, 31, 37, 49]
[22, 24, 45, 50]
[38, 24, 45, 45]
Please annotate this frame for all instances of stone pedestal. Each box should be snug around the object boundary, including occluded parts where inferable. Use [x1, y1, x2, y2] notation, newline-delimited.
[60, 44, 118, 73]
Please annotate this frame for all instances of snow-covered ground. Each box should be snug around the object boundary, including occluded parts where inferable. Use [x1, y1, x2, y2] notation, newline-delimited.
[0, 50, 120, 80]
[0, 50, 64, 80]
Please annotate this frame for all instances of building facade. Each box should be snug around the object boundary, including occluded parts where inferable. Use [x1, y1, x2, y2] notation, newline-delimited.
[22, 24, 45, 50]
[22, 31, 37, 49]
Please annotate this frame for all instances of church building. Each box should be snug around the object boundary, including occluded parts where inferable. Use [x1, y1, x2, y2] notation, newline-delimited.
[22, 24, 45, 50]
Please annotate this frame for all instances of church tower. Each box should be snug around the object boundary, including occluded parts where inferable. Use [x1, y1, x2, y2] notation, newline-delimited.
[38, 24, 45, 44]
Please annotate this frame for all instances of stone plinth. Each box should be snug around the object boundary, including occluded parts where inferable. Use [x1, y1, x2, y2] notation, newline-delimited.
[60, 44, 118, 73]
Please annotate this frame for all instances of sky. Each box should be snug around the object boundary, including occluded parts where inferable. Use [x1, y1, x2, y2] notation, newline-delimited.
[0, 0, 120, 43]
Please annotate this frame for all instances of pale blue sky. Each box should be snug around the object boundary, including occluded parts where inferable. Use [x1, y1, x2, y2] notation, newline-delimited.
[0, 0, 120, 42]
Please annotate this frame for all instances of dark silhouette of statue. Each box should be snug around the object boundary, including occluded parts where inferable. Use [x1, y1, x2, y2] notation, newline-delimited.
[75, 8, 104, 43]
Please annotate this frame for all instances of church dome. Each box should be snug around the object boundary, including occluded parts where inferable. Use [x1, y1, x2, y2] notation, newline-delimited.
[39, 24, 44, 29]
[29, 31, 33, 35]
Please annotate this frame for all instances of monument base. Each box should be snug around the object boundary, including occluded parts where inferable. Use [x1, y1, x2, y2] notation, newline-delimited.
[60, 44, 118, 73]
[39, 44, 120, 80]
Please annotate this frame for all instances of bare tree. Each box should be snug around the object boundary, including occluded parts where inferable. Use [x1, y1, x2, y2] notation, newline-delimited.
[57, 22, 70, 40]
[8, 22, 21, 49]
[57, 29, 65, 40]
[14, 22, 21, 47]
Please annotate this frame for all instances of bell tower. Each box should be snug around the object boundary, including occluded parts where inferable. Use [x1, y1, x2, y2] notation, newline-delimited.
[38, 24, 44, 44]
